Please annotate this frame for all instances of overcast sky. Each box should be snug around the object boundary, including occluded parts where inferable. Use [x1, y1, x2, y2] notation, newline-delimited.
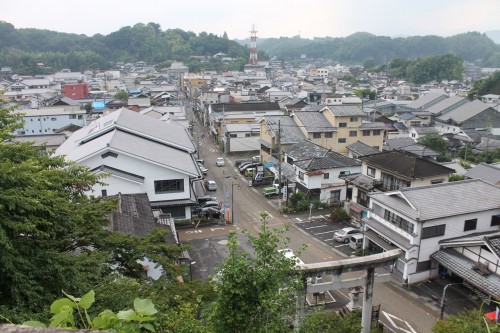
[3, 0, 499, 40]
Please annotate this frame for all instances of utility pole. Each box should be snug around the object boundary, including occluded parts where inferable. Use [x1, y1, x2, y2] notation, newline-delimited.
[277, 120, 282, 212]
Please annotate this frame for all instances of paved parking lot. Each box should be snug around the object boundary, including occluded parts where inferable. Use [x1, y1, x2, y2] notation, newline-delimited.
[290, 213, 358, 257]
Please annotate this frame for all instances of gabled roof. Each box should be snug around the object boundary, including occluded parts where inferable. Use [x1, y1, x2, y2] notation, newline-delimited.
[465, 163, 500, 186]
[404, 92, 448, 110]
[340, 173, 379, 191]
[362, 150, 454, 180]
[295, 150, 361, 171]
[436, 100, 492, 123]
[346, 141, 380, 157]
[56, 108, 198, 176]
[292, 111, 336, 132]
[369, 179, 500, 221]
[426, 96, 467, 115]
[261, 115, 305, 145]
[285, 139, 329, 159]
[322, 105, 365, 116]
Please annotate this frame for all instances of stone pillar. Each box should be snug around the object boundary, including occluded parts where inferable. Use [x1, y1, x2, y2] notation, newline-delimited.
[361, 267, 375, 333]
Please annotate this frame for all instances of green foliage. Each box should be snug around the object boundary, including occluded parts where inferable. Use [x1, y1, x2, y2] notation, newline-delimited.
[286, 192, 311, 213]
[449, 174, 466, 182]
[405, 54, 464, 84]
[353, 88, 376, 100]
[299, 309, 362, 333]
[330, 207, 349, 223]
[115, 91, 129, 101]
[208, 212, 306, 332]
[0, 22, 251, 72]
[432, 309, 500, 333]
[418, 134, 448, 154]
[469, 70, 500, 99]
[23, 290, 159, 332]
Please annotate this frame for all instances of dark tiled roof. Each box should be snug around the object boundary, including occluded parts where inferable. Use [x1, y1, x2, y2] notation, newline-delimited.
[362, 150, 454, 180]
[324, 105, 365, 116]
[340, 173, 379, 191]
[346, 141, 380, 157]
[211, 102, 280, 112]
[431, 249, 500, 300]
[263, 115, 306, 144]
[110, 193, 168, 237]
[440, 230, 500, 258]
[285, 139, 328, 159]
[295, 151, 361, 171]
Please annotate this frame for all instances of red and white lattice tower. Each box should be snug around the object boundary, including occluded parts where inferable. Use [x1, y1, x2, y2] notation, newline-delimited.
[248, 24, 258, 64]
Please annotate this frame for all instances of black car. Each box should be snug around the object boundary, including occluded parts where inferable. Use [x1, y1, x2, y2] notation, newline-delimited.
[197, 207, 223, 219]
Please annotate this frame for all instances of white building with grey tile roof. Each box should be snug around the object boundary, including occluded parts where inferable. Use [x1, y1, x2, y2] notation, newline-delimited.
[364, 179, 500, 287]
[56, 108, 202, 219]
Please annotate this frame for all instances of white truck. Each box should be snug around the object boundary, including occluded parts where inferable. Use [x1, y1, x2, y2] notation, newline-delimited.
[263, 184, 282, 197]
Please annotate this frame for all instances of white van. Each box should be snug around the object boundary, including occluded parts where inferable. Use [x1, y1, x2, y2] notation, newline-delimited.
[349, 234, 364, 250]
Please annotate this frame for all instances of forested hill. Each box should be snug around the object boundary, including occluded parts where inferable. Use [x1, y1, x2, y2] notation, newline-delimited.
[0, 21, 250, 73]
[239, 32, 500, 67]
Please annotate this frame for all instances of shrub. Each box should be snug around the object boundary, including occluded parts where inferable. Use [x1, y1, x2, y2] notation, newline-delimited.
[330, 207, 349, 223]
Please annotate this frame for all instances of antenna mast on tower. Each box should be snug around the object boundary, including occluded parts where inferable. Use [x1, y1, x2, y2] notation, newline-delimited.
[248, 24, 258, 64]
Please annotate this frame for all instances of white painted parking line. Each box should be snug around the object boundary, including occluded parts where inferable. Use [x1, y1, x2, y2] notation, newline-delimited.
[334, 244, 348, 248]
[296, 218, 303, 222]
[305, 224, 328, 230]
[314, 230, 337, 235]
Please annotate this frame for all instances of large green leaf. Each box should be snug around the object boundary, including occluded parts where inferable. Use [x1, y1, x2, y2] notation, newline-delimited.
[134, 298, 158, 316]
[117, 309, 141, 322]
[50, 298, 76, 314]
[79, 290, 95, 310]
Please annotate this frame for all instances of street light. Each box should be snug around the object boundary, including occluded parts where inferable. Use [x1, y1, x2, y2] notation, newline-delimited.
[189, 261, 196, 281]
[440, 282, 463, 319]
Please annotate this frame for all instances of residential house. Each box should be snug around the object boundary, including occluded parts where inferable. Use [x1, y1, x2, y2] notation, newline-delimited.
[384, 137, 440, 159]
[56, 108, 202, 219]
[346, 141, 380, 159]
[396, 111, 432, 128]
[284, 140, 361, 204]
[408, 126, 439, 141]
[341, 150, 455, 223]
[63, 80, 89, 99]
[363, 179, 500, 291]
[259, 115, 306, 162]
[431, 231, 500, 303]
[11, 106, 87, 136]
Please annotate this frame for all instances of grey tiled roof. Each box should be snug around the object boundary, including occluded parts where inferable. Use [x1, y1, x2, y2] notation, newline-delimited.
[340, 173, 378, 191]
[384, 137, 417, 150]
[346, 141, 380, 157]
[431, 249, 500, 300]
[439, 230, 500, 258]
[426, 96, 467, 115]
[263, 115, 306, 144]
[404, 92, 447, 110]
[362, 150, 454, 180]
[359, 122, 386, 129]
[324, 105, 365, 116]
[436, 100, 491, 123]
[465, 163, 500, 186]
[293, 111, 336, 132]
[110, 193, 175, 245]
[285, 140, 328, 159]
[294, 151, 361, 171]
[398, 144, 440, 157]
[300, 104, 325, 112]
[369, 179, 500, 221]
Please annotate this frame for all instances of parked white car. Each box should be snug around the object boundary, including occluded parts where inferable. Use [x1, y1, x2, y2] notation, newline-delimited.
[216, 157, 225, 167]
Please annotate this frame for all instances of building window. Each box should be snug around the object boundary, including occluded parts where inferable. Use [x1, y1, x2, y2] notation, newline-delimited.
[51, 117, 56, 121]
[312, 132, 321, 139]
[229, 134, 237, 138]
[245, 133, 251, 137]
[324, 132, 333, 138]
[338, 138, 346, 143]
[69, 115, 76, 119]
[362, 130, 370, 136]
[78, 115, 83, 119]
[349, 130, 357, 137]
[384, 210, 414, 234]
[330, 190, 341, 203]
[298, 171, 304, 181]
[373, 129, 381, 135]
[339, 171, 350, 175]
[464, 218, 477, 231]
[491, 214, 500, 226]
[154, 179, 184, 193]
[324, 173, 329, 179]
[416, 260, 431, 272]
[350, 116, 358, 122]
[367, 167, 375, 177]
[422, 224, 446, 239]
[339, 123, 347, 128]
[101, 189, 107, 197]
